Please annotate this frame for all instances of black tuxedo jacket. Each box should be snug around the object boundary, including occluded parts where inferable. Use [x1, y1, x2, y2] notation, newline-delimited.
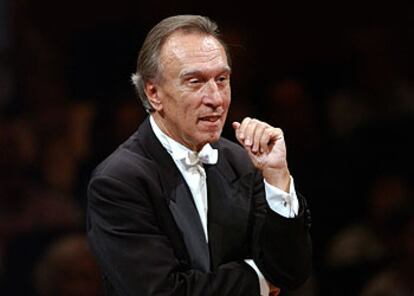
[87, 117, 312, 296]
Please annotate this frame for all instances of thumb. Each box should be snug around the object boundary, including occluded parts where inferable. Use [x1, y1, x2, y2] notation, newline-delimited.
[232, 121, 240, 130]
[232, 121, 245, 146]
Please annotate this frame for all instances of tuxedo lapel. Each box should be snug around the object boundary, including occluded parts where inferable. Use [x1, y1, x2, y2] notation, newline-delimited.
[169, 182, 210, 272]
[136, 118, 210, 272]
[206, 149, 252, 269]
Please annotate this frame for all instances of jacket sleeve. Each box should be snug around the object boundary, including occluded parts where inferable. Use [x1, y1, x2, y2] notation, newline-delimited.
[87, 174, 260, 296]
[250, 171, 312, 291]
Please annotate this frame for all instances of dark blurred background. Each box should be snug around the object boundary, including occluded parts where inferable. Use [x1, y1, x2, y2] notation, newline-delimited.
[1, 1, 413, 295]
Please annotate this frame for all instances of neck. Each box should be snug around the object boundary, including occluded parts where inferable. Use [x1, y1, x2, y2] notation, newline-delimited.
[151, 113, 203, 152]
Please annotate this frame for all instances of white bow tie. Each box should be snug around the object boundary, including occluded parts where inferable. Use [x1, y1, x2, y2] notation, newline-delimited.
[183, 146, 218, 167]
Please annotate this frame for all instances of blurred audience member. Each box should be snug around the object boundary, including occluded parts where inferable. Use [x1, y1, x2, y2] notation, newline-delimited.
[323, 173, 411, 295]
[325, 89, 373, 139]
[360, 209, 414, 296]
[111, 98, 145, 145]
[34, 234, 103, 296]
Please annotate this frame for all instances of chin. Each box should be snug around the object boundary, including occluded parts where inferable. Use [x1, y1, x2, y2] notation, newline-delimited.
[206, 131, 222, 143]
[191, 125, 222, 147]
[194, 133, 218, 148]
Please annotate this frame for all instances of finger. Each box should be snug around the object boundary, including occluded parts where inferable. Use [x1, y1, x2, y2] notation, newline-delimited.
[272, 127, 284, 141]
[259, 127, 271, 154]
[252, 121, 267, 153]
[232, 121, 243, 145]
[238, 117, 252, 143]
[269, 128, 286, 156]
[242, 118, 258, 148]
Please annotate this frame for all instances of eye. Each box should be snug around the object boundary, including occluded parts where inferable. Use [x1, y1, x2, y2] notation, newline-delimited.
[189, 78, 201, 84]
[216, 75, 229, 85]
[185, 76, 204, 87]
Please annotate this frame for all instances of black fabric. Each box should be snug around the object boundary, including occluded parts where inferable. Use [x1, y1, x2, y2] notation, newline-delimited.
[86, 117, 312, 295]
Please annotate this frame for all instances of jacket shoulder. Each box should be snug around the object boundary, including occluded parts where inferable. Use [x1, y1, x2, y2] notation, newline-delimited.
[90, 133, 156, 188]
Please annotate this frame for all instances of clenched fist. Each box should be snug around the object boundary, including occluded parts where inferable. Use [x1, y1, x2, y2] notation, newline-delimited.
[232, 117, 291, 192]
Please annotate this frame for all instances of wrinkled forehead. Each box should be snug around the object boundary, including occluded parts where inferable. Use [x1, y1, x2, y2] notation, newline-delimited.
[159, 32, 229, 68]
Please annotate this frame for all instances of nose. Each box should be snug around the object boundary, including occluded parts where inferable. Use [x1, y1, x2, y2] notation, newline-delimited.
[202, 79, 224, 107]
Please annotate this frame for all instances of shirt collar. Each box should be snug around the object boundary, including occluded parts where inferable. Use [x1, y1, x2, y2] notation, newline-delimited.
[149, 115, 218, 165]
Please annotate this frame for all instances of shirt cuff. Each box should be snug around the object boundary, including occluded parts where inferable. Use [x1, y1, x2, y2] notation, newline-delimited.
[245, 259, 270, 296]
[264, 176, 299, 218]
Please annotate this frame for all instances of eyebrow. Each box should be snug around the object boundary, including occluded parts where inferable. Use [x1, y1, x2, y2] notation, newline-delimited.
[179, 66, 232, 78]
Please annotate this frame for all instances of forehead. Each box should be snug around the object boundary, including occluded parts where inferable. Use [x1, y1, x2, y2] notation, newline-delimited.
[159, 32, 229, 71]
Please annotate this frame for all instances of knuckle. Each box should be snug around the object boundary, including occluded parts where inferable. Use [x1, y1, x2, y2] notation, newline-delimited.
[274, 127, 283, 134]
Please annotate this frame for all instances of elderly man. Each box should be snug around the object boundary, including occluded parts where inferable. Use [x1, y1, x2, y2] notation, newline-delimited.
[87, 15, 312, 296]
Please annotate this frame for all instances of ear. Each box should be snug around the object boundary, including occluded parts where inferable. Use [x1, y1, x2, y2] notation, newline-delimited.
[144, 81, 163, 111]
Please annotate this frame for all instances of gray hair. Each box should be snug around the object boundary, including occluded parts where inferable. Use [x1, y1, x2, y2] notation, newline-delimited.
[131, 15, 230, 113]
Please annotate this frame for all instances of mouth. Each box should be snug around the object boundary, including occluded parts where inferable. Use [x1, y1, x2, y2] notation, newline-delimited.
[197, 114, 224, 132]
[198, 114, 222, 123]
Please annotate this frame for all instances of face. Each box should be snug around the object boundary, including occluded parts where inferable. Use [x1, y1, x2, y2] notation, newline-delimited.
[146, 32, 231, 151]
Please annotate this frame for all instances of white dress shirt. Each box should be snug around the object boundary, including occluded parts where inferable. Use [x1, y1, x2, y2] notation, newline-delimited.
[149, 116, 299, 295]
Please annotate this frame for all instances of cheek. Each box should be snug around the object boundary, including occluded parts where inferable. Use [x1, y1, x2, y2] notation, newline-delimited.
[177, 101, 198, 126]
[223, 93, 231, 111]
[225, 94, 231, 107]
[182, 95, 202, 113]
[223, 87, 231, 103]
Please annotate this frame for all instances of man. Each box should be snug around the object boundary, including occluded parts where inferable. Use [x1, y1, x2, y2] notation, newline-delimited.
[87, 15, 312, 296]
